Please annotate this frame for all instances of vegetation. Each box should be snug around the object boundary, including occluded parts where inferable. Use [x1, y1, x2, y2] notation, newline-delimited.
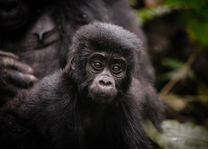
[130, 0, 208, 148]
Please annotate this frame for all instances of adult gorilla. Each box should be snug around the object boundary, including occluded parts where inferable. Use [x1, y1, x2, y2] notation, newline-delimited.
[0, 0, 153, 105]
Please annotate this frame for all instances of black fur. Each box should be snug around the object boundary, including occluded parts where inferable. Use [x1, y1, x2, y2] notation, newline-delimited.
[0, 0, 153, 105]
[0, 23, 153, 149]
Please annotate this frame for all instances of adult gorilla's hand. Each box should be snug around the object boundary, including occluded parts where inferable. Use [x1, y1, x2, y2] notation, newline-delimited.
[0, 51, 38, 103]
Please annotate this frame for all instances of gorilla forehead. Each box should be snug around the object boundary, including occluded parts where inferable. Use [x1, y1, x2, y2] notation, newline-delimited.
[73, 22, 142, 57]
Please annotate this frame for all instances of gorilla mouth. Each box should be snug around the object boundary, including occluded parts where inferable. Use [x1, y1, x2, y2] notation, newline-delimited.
[97, 93, 113, 99]
[88, 81, 118, 104]
[88, 89, 117, 104]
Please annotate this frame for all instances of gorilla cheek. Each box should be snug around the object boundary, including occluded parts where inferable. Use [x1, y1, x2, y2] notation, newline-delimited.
[88, 76, 117, 103]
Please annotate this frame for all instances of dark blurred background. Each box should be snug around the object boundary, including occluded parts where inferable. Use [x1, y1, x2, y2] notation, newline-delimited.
[129, 0, 208, 148]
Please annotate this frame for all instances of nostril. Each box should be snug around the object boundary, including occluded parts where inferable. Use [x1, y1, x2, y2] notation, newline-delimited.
[0, 1, 18, 12]
[99, 80, 105, 86]
[106, 81, 112, 86]
[99, 80, 112, 86]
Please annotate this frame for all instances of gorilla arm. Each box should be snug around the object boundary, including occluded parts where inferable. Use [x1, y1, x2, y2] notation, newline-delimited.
[0, 51, 38, 106]
[130, 78, 164, 130]
[0, 90, 33, 148]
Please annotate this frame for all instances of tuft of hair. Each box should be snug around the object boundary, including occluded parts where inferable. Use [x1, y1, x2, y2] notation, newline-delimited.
[71, 22, 143, 56]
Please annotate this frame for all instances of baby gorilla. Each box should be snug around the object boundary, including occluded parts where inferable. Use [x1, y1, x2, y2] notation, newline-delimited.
[0, 23, 152, 149]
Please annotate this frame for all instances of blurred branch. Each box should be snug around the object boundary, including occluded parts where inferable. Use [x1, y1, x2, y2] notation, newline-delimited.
[144, 0, 161, 7]
[159, 52, 196, 97]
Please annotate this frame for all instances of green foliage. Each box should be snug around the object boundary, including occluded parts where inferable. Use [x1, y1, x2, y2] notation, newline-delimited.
[136, 5, 173, 24]
[134, 2, 208, 147]
[163, 0, 208, 47]
[162, 120, 208, 149]
[158, 58, 194, 82]
[161, 94, 188, 111]
[162, 58, 185, 69]
[129, 0, 137, 7]
[144, 120, 208, 149]
[185, 10, 208, 46]
[143, 120, 167, 148]
[163, 0, 207, 9]
[197, 82, 208, 103]
[136, 0, 208, 47]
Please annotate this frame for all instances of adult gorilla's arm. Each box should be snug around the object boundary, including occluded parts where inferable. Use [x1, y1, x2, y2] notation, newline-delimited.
[0, 91, 32, 148]
[0, 72, 64, 149]
[0, 51, 38, 106]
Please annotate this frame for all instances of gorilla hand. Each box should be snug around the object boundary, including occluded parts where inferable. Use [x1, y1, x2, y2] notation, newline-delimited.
[0, 51, 38, 103]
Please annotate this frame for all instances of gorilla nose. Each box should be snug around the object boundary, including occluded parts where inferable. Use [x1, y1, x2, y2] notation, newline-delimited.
[99, 79, 112, 87]
[0, 0, 18, 12]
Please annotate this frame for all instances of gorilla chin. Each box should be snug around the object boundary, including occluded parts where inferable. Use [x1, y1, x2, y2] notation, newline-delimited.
[88, 86, 117, 104]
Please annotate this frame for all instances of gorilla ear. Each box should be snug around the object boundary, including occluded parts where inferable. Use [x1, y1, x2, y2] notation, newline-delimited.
[65, 56, 75, 72]
[70, 57, 75, 70]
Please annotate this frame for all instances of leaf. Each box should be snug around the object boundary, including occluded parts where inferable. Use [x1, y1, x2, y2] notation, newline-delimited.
[163, 0, 207, 9]
[162, 58, 184, 69]
[186, 11, 208, 47]
[161, 94, 187, 111]
[129, 0, 137, 7]
[136, 5, 174, 24]
[162, 120, 208, 149]
[158, 58, 195, 82]
[197, 82, 208, 102]
[143, 120, 167, 148]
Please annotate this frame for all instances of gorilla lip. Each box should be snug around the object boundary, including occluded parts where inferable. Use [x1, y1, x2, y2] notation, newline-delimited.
[92, 94, 114, 104]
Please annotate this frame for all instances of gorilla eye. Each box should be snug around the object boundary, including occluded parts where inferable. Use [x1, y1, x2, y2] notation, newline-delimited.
[112, 65, 122, 73]
[92, 61, 103, 70]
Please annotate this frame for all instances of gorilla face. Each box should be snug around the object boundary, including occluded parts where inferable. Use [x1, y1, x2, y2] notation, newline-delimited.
[0, 0, 30, 28]
[86, 52, 127, 104]
[0, 0, 48, 29]
[68, 23, 138, 104]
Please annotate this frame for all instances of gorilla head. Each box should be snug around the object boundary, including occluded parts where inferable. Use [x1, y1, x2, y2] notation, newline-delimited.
[66, 22, 141, 104]
[0, 0, 49, 29]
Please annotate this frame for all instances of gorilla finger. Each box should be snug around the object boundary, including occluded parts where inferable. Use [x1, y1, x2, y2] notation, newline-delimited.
[0, 57, 34, 74]
[0, 50, 18, 59]
[7, 70, 38, 88]
[12, 60, 34, 74]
